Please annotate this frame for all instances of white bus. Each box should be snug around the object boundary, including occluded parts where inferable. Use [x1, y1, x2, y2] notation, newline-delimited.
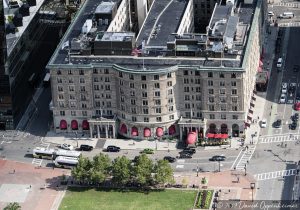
[43, 73, 50, 87]
[54, 156, 78, 168]
[33, 147, 81, 159]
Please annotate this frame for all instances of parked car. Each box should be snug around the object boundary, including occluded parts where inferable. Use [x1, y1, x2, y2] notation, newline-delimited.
[268, 11, 275, 16]
[79, 144, 93, 151]
[106, 145, 120, 152]
[209, 155, 226, 161]
[273, 119, 282, 128]
[260, 119, 267, 128]
[293, 65, 299, 72]
[140, 148, 154, 154]
[278, 12, 294, 19]
[178, 153, 192, 159]
[277, 57, 283, 68]
[279, 94, 286, 103]
[163, 156, 176, 163]
[288, 83, 296, 95]
[290, 121, 298, 130]
[60, 143, 74, 150]
[182, 148, 196, 154]
[281, 83, 287, 94]
[292, 113, 299, 121]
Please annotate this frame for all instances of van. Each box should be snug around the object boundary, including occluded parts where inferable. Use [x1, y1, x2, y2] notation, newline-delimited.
[277, 57, 283, 68]
[278, 12, 294, 19]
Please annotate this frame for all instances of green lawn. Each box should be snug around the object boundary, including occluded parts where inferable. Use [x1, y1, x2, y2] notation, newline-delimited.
[59, 187, 197, 210]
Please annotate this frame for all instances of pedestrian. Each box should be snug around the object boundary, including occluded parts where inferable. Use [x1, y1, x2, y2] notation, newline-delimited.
[13, 169, 15, 174]
[30, 185, 31, 189]
[285, 144, 287, 148]
[257, 116, 259, 120]
[237, 177, 240, 183]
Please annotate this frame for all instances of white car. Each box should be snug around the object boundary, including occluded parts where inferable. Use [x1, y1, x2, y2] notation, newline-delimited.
[281, 85, 287, 94]
[60, 143, 74, 150]
[279, 94, 286, 103]
[260, 119, 267, 128]
[268, 11, 275, 16]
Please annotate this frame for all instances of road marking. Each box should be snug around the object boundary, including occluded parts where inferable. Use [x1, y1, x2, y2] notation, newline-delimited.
[235, 145, 256, 170]
[177, 159, 185, 163]
[254, 169, 296, 181]
[176, 165, 184, 169]
[32, 158, 43, 166]
[259, 134, 299, 143]
[177, 161, 233, 165]
[231, 149, 244, 170]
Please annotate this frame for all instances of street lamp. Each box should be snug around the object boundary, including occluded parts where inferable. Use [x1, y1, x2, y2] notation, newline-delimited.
[196, 161, 199, 177]
[250, 182, 255, 202]
[244, 164, 247, 176]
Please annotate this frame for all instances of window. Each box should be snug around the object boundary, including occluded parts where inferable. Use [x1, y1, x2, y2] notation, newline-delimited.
[209, 105, 215, 111]
[106, 94, 111, 99]
[121, 96, 125, 102]
[208, 72, 213, 77]
[143, 108, 149, 114]
[184, 70, 188, 75]
[143, 100, 148, 106]
[130, 83, 134, 88]
[121, 105, 125, 111]
[58, 86, 63, 92]
[219, 73, 225, 78]
[169, 106, 174, 112]
[232, 115, 238, 119]
[168, 98, 173, 104]
[156, 117, 162, 122]
[219, 81, 225, 86]
[195, 79, 201, 84]
[154, 75, 159, 80]
[144, 117, 149, 122]
[142, 84, 147, 89]
[169, 115, 174, 120]
[154, 91, 160, 97]
[231, 73, 236, 78]
[185, 112, 191, 118]
[196, 87, 201, 92]
[131, 99, 136, 105]
[121, 113, 125, 119]
[94, 77, 99, 82]
[208, 89, 214, 94]
[69, 95, 75, 100]
[58, 102, 65, 107]
[231, 81, 236, 86]
[220, 97, 226, 103]
[69, 78, 74, 83]
[104, 69, 109, 74]
[60, 111, 65, 116]
[232, 97, 238, 103]
[132, 116, 137, 122]
[68, 70, 72, 75]
[79, 70, 84, 75]
[167, 81, 172, 86]
[96, 110, 102, 116]
[71, 111, 76, 116]
[221, 114, 226, 119]
[209, 97, 214, 103]
[130, 91, 135, 96]
[220, 89, 226, 95]
[107, 101, 111, 108]
[209, 114, 215, 119]
[131, 107, 136, 114]
[167, 73, 172, 78]
[105, 77, 110, 82]
[142, 92, 147, 98]
[94, 85, 99, 90]
[208, 80, 213, 86]
[130, 74, 134, 80]
[184, 87, 190, 92]
[57, 78, 62, 83]
[155, 107, 161, 113]
[82, 111, 87, 116]
[154, 83, 160, 88]
[220, 104, 226, 111]
[119, 72, 123, 77]
[196, 95, 201, 101]
[141, 75, 146, 80]
[93, 69, 98, 74]
[105, 85, 110, 90]
[80, 94, 86, 101]
[95, 101, 101, 107]
[79, 78, 85, 83]
[70, 101, 76, 108]
[185, 103, 191, 109]
[232, 89, 237, 95]
[185, 95, 190, 101]
[155, 100, 161, 105]
[196, 112, 202, 118]
[232, 106, 238, 111]
[168, 89, 173, 95]
[119, 80, 123, 86]
[57, 70, 61, 75]
[82, 103, 87, 108]
[80, 86, 85, 92]
[184, 78, 189, 84]
[195, 71, 200, 76]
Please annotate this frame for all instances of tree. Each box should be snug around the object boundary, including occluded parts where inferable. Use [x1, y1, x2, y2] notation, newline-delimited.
[90, 153, 111, 184]
[154, 160, 174, 186]
[71, 155, 93, 183]
[4, 202, 21, 210]
[111, 156, 132, 186]
[133, 154, 153, 186]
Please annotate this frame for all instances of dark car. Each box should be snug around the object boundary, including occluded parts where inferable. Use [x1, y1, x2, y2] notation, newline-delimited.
[209, 155, 226, 161]
[106, 145, 120, 152]
[182, 148, 196, 154]
[290, 122, 298, 130]
[79, 144, 93, 151]
[273, 119, 282, 128]
[292, 113, 299, 122]
[178, 153, 192, 159]
[163, 156, 176, 163]
[293, 65, 300, 72]
[296, 92, 300, 101]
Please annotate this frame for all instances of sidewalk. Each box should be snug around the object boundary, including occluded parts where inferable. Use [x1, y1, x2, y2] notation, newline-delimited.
[173, 170, 256, 201]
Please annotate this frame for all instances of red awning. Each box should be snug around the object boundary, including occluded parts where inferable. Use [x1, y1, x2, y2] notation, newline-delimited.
[82, 120, 89, 130]
[186, 132, 197, 144]
[168, 125, 176, 135]
[156, 127, 163, 137]
[259, 60, 263, 67]
[71, 120, 78, 130]
[120, 124, 127, 134]
[60, 120, 67, 130]
[221, 134, 229, 139]
[206, 133, 215, 138]
[131, 127, 138, 136]
[214, 134, 222, 139]
[258, 66, 263, 72]
[144, 128, 151, 137]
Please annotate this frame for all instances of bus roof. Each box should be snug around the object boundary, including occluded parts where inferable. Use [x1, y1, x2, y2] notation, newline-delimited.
[43, 73, 50, 82]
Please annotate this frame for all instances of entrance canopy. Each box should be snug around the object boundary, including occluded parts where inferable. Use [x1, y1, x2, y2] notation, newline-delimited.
[206, 133, 215, 138]
[168, 125, 176, 135]
[131, 127, 138, 136]
[156, 127, 163, 137]
[71, 120, 78, 130]
[120, 124, 127, 134]
[60, 120, 67, 130]
[186, 132, 197, 144]
[82, 120, 89, 130]
[144, 128, 151, 137]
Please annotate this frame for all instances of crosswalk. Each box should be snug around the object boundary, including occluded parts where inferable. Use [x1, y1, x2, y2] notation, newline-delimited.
[176, 159, 185, 169]
[254, 169, 296, 181]
[235, 145, 256, 170]
[259, 134, 299, 144]
[278, 22, 300, 27]
[274, 2, 299, 8]
[32, 158, 43, 166]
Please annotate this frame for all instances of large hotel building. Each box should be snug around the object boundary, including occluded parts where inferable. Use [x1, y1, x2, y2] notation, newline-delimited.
[47, 0, 266, 141]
